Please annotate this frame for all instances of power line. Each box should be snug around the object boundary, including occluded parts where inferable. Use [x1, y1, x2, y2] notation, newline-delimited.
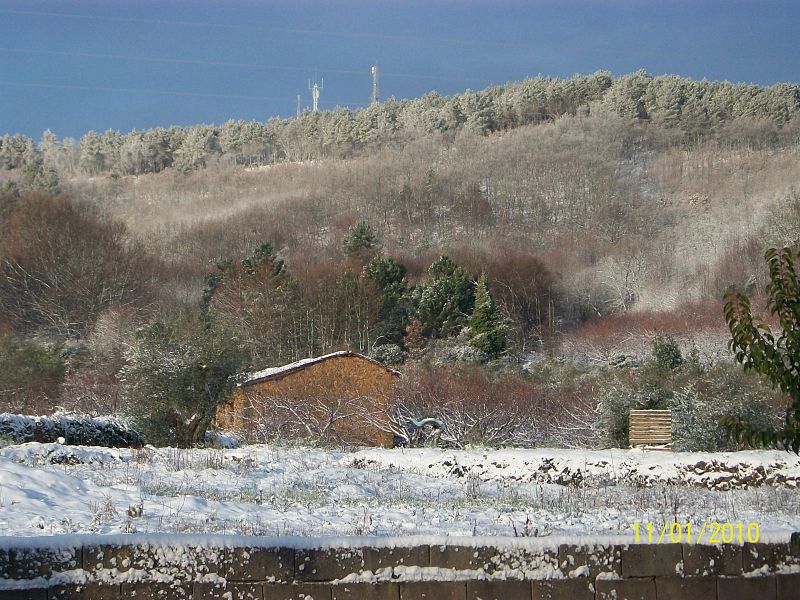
[0, 8, 526, 50]
[0, 47, 363, 78]
[0, 80, 398, 111]
[0, 78, 426, 114]
[0, 80, 293, 102]
[0, 46, 493, 85]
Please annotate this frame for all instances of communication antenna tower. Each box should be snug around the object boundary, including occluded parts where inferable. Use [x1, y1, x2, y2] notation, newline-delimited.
[296, 94, 301, 118]
[371, 65, 379, 105]
[309, 79, 323, 112]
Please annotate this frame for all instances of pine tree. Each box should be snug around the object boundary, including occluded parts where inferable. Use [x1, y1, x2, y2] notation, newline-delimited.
[365, 254, 409, 345]
[467, 274, 509, 359]
[414, 256, 474, 338]
[79, 131, 105, 175]
[342, 220, 379, 256]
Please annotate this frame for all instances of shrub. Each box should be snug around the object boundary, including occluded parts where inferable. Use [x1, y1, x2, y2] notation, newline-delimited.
[593, 362, 782, 450]
[0, 411, 142, 447]
[0, 334, 65, 413]
[371, 343, 404, 365]
[390, 365, 565, 448]
[594, 382, 642, 448]
[651, 333, 683, 371]
[671, 366, 782, 451]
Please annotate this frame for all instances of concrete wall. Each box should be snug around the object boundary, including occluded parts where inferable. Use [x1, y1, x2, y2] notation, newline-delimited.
[1, 538, 799, 599]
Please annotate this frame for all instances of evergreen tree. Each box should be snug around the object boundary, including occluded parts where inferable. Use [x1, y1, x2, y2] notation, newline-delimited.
[31, 162, 60, 195]
[0, 135, 36, 170]
[651, 333, 683, 371]
[365, 254, 409, 345]
[342, 220, 379, 256]
[415, 255, 474, 338]
[604, 69, 652, 120]
[79, 131, 105, 175]
[174, 125, 220, 172]
[467, 274, 509, 359]
[202, 243, 299, 364]
[0, 334, 65, 412]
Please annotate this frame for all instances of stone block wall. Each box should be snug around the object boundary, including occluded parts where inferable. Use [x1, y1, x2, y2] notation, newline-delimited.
[0, 538, 799, 599]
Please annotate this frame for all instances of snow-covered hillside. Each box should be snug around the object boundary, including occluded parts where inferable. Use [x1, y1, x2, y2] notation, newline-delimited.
[1, 443, 798, 540]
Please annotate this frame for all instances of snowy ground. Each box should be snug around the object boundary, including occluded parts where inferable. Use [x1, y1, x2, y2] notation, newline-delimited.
[1, 443, 799, 541]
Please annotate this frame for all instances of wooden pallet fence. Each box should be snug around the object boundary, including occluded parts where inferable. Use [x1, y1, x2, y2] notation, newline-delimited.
[629, 409, 672, 450]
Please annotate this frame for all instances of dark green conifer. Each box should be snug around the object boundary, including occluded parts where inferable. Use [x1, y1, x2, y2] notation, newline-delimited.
[467, 273, 509, 359]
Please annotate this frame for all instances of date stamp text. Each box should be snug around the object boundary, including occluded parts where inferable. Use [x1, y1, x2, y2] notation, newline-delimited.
[631, 521, 760, 544]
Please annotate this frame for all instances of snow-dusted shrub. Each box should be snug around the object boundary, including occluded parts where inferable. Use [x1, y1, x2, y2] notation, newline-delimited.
[671, 367, 783, 452]
[0, 411, 142, 447]
[594, 363, 783, 451]
[204, 430, 240, 449]
[670, 386, 728, 451]
[594, 378, 671, 448]
[593, 383, 640, 448]
[371, 343, 404, 366]
[651, 333, 683, 371]
[433, 343, 489, 366]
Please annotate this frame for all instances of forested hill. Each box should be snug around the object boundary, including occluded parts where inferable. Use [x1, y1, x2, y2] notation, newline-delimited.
[1, 69, 799, 437]
[2, 70, 800, 188]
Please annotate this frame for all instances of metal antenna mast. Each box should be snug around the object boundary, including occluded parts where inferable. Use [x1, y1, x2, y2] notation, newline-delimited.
[309, 78, 323, 112]
[371, 65, 379, 105]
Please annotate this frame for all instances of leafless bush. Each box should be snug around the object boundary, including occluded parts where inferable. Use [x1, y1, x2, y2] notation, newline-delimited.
[0, 193, 155, 338]
[389, 366, 590, 448]
[557, 298, 730, 363]
[229, 392, 393, 448]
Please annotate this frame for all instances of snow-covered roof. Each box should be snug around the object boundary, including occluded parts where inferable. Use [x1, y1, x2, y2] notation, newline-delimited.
[238, 350, 401, 387]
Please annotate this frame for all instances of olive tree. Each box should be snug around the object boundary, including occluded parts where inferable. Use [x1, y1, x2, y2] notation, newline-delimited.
[123, 314, 248, 447]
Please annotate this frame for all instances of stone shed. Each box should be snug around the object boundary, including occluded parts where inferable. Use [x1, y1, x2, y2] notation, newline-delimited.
[215, 351, 401, 446]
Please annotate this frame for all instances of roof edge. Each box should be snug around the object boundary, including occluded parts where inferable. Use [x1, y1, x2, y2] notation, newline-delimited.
[238, 350, 401, 387]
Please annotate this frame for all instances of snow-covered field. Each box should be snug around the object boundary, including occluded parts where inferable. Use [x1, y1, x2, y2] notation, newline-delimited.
[1, 443, 799, 541]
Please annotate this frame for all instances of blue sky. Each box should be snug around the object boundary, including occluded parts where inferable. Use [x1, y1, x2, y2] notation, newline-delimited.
[1, 0, 798, 139]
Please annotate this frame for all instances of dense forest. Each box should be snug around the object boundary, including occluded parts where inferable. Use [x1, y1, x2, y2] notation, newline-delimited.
[2, 70, 800, 183]
[1, 71, 798, 448]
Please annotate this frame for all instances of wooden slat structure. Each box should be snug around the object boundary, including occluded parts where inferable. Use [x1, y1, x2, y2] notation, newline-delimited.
[629, 409, 673, 450]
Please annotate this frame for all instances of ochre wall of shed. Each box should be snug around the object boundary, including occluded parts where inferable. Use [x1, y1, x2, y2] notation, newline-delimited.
[215, 354, 398, 446]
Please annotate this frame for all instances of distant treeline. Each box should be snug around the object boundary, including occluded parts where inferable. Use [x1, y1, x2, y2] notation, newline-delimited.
[2, 70, 800, 192]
